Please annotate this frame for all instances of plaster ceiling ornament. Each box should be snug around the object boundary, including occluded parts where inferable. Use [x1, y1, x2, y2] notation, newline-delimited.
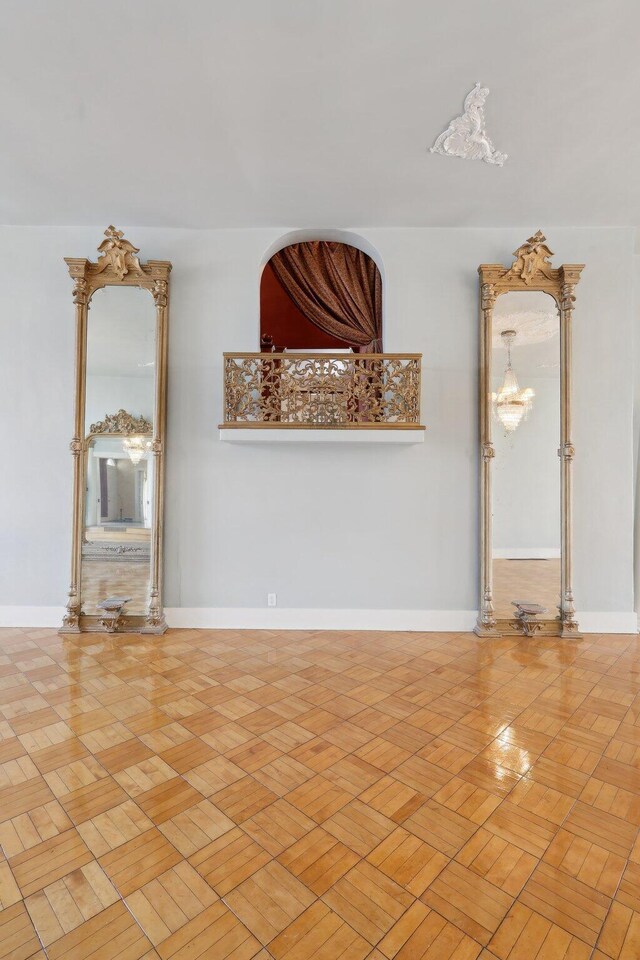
[430, 82, 507, 166]
[95, 226, 144, 280]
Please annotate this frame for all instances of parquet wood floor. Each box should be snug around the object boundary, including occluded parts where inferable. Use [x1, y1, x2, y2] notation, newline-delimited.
[0, 627, 639, 959]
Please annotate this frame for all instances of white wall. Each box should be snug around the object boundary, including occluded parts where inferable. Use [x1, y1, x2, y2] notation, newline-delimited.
[0, 225, 635, 628]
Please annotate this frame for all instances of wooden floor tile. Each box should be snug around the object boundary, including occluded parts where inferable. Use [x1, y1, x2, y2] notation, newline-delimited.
[324, 798, 395, 856]
[25, 860, 118, 946]
[323, 859, 413, 944]
[189, 827, 271, 895]
[253, 757, 313, 796]
[519, 861, 610, 947]
[367, 826, 449, 895]
[421, 859, 513, 945]
[432, 777, 502, 825]
[10, 828, 93, 896]
[489, 900, 592, 959]
[563, 800, 637, 859]
[243, 799, 315, 857]
[76, 799, 154, 856]
[225, 861, 315, 944]
[0, 901, 41, 960]
[278, 826, 359, 895]
[0, 800, 71, 858]
[456, 827, 538, 897]
[269, 900, 370, 960]
[183, 757, 245, 796]
[211, 776, 277, 823]
[58, 775, 128, 824]
[542, 828, 626, 897]
[596, 901, 640, 959]
[0, 861, 21, 909]
[616, 861, 640, 913]
[99, 827, 182, 896]
[0, 777, 55, 823]
[158, 798, 235, 856]
[154, 899, 260, 959]
[483, 800, 557, 859]
[359, 775, 425, 824]
[136, 776, 203, 824]
[46, 899, 153, 960]
[126, 860, 217, 946]
[378, 900, 483, 960]
[285, 773, 351, 823]
[405, 798, 477, 857]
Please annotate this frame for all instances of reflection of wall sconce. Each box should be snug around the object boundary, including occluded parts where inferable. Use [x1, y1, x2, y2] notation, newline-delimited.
[106, 458, 116, 467]
[492, 330, 534, 433]
[122, 436, 152, 465]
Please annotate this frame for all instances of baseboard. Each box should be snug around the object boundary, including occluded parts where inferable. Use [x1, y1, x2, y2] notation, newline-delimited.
[492, 548, 561, 559]
[0, 606, 636, 634]
[0, 607, 66, 628]
[576, 611, 639, 634]
[164, 608, 479, 632]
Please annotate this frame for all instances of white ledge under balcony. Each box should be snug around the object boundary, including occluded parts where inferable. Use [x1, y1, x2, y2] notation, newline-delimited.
[219, 352, 426, 443]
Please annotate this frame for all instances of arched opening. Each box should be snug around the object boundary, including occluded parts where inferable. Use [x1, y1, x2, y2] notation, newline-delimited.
[260, 239, 383, 353]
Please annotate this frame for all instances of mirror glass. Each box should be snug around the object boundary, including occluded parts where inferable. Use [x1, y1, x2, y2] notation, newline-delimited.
[491, 291, 560, 620]
[81, 286, 156, 618]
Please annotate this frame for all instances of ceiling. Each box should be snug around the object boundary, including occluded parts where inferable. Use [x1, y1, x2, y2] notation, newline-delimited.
[1, 0, 638, 228]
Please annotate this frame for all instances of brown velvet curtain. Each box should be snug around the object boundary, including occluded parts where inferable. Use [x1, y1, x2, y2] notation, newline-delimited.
[269, 241, 382, 351]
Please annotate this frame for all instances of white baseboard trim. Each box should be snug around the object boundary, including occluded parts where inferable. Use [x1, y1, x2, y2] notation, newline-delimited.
[0, 607, 637, 635]
[576, 612, 639, 634]
[165, 608, 478, 632]
[493, 548, 561, 560]
[0, 607, 66, 628]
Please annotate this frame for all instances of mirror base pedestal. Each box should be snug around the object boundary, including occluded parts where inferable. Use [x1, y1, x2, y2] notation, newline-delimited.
[474, 619, 501, 637]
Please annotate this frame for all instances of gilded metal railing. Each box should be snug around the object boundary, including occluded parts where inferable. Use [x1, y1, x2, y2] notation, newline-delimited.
[221, 353, 422, 428]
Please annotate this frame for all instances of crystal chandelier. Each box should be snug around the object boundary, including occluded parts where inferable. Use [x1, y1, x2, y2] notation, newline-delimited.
[493, 330, 534, 433]
[122, 436, 151, 465]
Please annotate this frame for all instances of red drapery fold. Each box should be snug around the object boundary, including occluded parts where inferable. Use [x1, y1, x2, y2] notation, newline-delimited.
[269, 241, 382, 352]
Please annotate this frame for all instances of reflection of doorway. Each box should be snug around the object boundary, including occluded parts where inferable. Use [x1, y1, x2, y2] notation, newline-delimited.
[99, 458, 108, 520]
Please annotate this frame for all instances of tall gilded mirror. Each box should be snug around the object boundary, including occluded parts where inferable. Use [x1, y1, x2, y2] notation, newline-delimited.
[475, 232, 583, 637]
[61, 228, 171, 633]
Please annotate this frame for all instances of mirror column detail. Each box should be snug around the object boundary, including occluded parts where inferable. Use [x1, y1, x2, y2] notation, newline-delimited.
[475, 232, 583, 638]
[61, 228, 171, 635]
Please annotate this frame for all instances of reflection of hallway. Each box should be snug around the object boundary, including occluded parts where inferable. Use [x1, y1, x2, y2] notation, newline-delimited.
[81, 559, 150, 614]
[493, 558, 561, 618]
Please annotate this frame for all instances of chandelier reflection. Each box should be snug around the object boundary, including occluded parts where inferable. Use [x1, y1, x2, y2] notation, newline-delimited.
[493, 330, 534, 433]
[122, 435, 152, 465]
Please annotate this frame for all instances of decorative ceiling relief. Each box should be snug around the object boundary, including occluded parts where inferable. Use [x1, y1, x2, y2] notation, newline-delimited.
[430, 82, 507, 166]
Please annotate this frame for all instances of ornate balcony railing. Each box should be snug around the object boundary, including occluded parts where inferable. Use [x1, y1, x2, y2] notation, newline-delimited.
[221, 353, 423, 429]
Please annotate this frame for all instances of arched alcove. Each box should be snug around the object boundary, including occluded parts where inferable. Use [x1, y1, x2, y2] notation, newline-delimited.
[259, 231, 384, 352]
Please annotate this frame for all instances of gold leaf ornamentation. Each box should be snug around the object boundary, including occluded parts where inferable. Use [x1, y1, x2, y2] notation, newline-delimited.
[89, 409, 153, 436]
[95, 225, 144, 280]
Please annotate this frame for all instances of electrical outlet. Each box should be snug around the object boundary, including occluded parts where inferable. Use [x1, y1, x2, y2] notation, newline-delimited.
[267, 593, 277, 607]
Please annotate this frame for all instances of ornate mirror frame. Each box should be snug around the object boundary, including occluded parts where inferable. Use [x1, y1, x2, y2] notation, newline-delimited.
[475, 232, 583, 638]
[61, 227, 171, 634]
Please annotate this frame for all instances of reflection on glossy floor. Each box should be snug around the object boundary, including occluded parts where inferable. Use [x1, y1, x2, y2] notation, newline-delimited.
[0, 627, 639, 960]
[80, 559, 150, 615]
[493, 558, 561, 618]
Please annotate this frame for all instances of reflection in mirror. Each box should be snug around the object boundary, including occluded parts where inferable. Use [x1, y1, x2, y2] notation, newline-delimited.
[491, 291, 560, 620]
[82, 284, 156, 620]
[81, 436, 153, 616]
[85, 286, 156, 436]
